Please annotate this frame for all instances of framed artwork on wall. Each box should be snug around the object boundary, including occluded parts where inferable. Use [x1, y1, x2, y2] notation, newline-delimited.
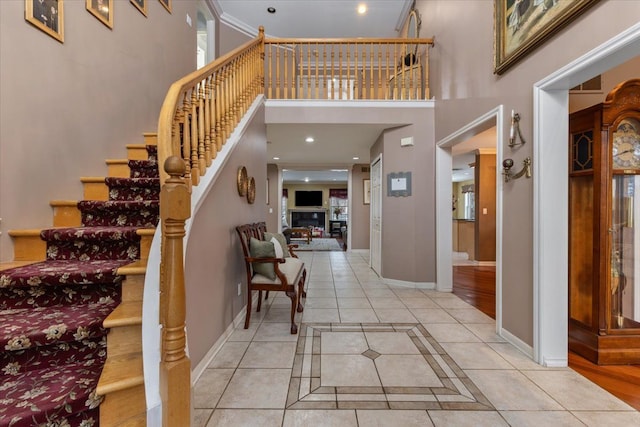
[86, 0, 113, 29]
[25, 0, 64, 43]
[130, 0, 147, 17]
[363, 179, 371, 205]
[158, 0, 171, 13]
[494, 0, 599, 74]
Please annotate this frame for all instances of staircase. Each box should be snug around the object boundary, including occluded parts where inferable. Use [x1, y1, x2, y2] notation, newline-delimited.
[0, 134, 158, 427]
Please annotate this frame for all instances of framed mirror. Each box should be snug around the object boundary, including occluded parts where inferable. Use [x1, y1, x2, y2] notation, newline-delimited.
[404, 9, 421, 66]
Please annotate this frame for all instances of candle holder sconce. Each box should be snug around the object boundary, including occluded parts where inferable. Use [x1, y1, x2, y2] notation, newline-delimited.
[509, 110, 526, 148]
[503, 157, 532, 183]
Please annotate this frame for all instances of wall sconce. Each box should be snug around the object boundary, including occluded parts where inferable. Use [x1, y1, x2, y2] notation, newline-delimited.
[503, 157, 532, 183]
[509, 110, 526, 148]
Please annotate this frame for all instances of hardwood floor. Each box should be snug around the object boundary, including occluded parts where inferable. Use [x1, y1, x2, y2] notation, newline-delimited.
[452, 264, 640, 411]
[569, 351, 640, 411]
[452, 265, 496, 319]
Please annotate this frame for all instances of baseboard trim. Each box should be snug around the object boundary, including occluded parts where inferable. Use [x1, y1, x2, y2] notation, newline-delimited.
[383, 278, 436, 290]
[191, 292, 258, 384]
[500, 327, 535, 361]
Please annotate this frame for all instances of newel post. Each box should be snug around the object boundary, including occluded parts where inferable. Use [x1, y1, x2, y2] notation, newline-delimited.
[159, 156, 191, 427]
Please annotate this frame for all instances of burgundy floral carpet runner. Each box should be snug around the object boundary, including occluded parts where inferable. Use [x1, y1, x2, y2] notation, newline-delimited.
[0, 146, 159, 427]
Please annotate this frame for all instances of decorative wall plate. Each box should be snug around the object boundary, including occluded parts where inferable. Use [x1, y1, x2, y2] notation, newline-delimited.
[247, 177, 256, 204]
[237, 166, 248, 196]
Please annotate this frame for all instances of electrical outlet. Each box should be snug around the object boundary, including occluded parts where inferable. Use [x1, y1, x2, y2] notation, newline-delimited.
[237, 283, 242, 296]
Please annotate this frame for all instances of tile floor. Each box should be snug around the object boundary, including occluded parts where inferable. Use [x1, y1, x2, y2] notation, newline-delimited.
[193, 251, 640, 426]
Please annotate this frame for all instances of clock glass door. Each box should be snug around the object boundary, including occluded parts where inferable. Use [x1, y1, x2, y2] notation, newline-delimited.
[610, 118, 640, 330]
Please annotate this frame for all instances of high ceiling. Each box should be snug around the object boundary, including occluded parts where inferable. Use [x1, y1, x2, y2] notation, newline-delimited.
[214, 0, 413, 39]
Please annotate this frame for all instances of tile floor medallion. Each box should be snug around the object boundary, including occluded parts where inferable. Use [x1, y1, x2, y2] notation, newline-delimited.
[286, 322, 493, 411]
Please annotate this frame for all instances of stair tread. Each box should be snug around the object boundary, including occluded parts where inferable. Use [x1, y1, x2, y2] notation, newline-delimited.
[97, 352, 144, 395]
[0, 259, 132, 287]
[0, 302, 115, 350]
[0, 361, 102, 426]
[80, 176, 107, 183]
[50, 199, 79, 206]
[104, 301, 142, 327]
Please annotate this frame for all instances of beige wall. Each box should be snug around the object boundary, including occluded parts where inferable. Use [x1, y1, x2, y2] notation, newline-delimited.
[350, 164, 371, 249]
[266, 164, 279, 232]
[184, 105, 266, 367]
[0, 0, 197, 261]
[418, 0, 640, 344]
[379, 116, 436, 284]
[218, 21, 252, 56]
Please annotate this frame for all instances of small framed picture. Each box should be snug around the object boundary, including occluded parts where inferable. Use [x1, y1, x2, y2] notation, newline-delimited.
[25, 0, 64, 43]
[363, 179, 371, 205]
[158, 0, 171, 13]
[86, 0, 113, 29]
[130, 0, 147, 17]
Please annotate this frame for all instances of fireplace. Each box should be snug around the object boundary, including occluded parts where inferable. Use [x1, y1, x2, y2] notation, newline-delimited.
[291, 210, 326, 228]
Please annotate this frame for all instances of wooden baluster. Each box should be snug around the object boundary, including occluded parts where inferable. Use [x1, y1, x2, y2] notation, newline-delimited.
[197, 83, 206, 172]
[306, 43, 310, 99]
[215, 70, 223, 153]
[291, 44, 297, 99]
[369, 42, 374, 100]
[346, 43, 351, 100]
[322, 44, 327, 99]
[181, 94, 192, 183]
[377, 43, 382, 100]
[190, 88, 201, 183]
[385, 43, 390, 100]
[330, 44, 335, 99]
[423, 45, 429, 99]
[205, 77, 214, 164]
[275, 45, 281, 99]
[222, 66, 230, 143]
[159, 156, 191, 427]
[362, 43, 368, 99]
[267, 44, 273, 99]
[338, 45, 343, 99]
[315, 43, 320, 99]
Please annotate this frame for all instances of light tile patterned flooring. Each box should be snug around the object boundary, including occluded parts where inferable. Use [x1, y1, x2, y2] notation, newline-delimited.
[194, 251, 640, 426]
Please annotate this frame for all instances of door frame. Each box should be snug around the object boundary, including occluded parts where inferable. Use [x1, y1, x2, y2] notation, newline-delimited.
[370, 154, 383, 275]
[436, 107, 504, 328]
[534, 22, 640, 366]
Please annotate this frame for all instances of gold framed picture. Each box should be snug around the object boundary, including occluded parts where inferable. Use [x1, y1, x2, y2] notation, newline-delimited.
[494, 0, 599, 74]
[86, 0, 113, 29]
[158, 0, 171, 13]
[25, 0, 64, 43]
[130, 0, 147, 17]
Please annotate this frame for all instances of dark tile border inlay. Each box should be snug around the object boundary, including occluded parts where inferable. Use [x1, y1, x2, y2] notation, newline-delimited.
[287, 323, 495, 410]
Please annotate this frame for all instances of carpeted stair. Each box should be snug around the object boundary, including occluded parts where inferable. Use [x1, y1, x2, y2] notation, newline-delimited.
[0, 145, 159, 427]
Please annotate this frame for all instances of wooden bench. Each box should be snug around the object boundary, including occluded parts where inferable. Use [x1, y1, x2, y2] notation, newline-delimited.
[236, 222, 306, 334]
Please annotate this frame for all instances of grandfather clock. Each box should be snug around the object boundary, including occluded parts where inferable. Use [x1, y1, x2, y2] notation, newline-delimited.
[569, 79, 640, 364]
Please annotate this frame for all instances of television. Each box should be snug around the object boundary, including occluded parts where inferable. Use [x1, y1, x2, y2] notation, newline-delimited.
[295, 190, 323, 207]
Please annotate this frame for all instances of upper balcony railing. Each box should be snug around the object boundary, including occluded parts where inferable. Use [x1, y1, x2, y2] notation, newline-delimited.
[156, 28, 433, 426]
[264, 37, 434, 100]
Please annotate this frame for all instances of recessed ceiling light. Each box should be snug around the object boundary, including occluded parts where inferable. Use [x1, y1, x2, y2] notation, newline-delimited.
[353, 156, 360, 160]
[272, 156, 280, 160]
[331, 169, 348, 172]
[304, 177, 310, 182]
[305, 137, 314, 143]
[267, 7, 276, 14]
[357, 4, 367, 14]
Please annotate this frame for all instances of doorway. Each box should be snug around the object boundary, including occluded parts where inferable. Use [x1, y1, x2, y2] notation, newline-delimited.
[370, 155, 382, 275]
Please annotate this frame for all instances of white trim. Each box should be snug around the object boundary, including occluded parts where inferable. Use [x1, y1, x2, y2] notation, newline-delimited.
[383, 278, 436, 290]
[533, 22, 640, 367]
[191, 292, 259, 384]
[435, 106, 503, 333]
[266, 99, 435, 109]
[499, 327, 534, 360]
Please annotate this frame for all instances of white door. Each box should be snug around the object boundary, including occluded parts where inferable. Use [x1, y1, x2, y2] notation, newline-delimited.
[370, 156, 382, 275]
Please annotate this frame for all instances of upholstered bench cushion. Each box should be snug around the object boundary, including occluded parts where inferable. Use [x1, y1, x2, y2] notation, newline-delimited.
[252, 257, 304, 285]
